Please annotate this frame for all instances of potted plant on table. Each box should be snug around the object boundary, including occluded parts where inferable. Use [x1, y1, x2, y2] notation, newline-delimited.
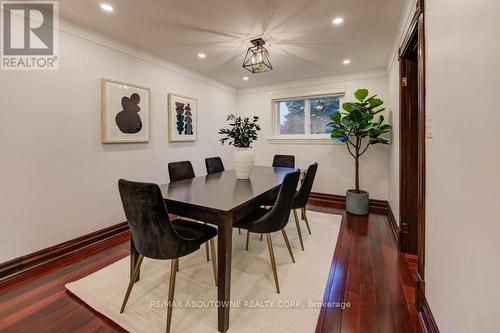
[328, 89, 392, 215]
[219, 114, 261, 179]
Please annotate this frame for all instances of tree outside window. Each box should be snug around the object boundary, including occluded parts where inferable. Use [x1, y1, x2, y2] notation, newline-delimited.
[277, 95, 342, 136]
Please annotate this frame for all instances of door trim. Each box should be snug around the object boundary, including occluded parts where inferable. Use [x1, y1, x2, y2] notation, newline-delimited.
[398, 0, 426, 311]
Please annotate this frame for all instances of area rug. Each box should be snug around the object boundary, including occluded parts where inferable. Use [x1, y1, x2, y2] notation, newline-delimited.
[66, 210, 342, 332]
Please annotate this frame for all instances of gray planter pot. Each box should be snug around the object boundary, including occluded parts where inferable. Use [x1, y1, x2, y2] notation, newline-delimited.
[346, 190, 369, 215]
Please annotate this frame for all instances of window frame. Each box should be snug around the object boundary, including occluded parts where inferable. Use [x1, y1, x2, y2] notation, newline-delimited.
[270, 90, 346, 144]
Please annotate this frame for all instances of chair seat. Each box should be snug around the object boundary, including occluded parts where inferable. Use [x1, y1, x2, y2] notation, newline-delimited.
[233, 208, 271, 233]
[172, 219, 217, 245]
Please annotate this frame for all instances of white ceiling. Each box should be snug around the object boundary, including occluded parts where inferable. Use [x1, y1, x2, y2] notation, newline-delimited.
[59, 0, 406, 88]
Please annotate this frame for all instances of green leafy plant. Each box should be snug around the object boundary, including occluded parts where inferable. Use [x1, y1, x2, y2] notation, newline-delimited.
[328, 88, 392, 193]
[219, 114, 261, 148]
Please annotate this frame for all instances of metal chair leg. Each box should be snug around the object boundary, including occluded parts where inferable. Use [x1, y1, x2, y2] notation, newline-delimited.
[202, 222, 210, 261]
[302, 207, 312, 235]
[120, 255, 144, 313]
[210, 238, 217, 286]
[205, 242, 210, 262]
[266, 234, 280, 294]
[246, 230, 250, 251]
[260, 234, 263, 241]
[166, 258, 178, 333]
[281, 229, 295, 263]
[293, 209, 305, 251]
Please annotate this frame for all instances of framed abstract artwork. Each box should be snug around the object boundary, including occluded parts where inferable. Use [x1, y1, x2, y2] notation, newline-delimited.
[101, 79, 150, 143]
[168, 93, 197, 142]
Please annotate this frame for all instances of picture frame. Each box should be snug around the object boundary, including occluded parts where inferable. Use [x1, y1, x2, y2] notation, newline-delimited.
[101, 79, 150, 143]
[168, 93, 197, 142]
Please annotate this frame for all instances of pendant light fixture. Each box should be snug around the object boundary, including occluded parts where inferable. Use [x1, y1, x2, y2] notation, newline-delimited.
[315, 102, 325, 112]
[242, 38, 273, 73]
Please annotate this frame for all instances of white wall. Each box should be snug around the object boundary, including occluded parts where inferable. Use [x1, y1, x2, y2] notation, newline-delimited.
[386, 0, 416, 226]
[424, 0, 500, 332]
[387, 53, 400, 223]
[0, 24, 237, 262]
[387, 0, 500, 331]
[237, 72, 391, 199]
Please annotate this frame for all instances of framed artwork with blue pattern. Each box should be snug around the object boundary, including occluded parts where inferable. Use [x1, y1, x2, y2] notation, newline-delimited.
[168, 93, 197, 142]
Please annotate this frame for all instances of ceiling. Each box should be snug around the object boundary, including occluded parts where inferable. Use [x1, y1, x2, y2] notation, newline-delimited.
[59, 0, 406, 88]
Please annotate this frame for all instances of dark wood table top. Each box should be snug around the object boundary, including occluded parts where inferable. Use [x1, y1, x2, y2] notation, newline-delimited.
[159, 166, 295, 213]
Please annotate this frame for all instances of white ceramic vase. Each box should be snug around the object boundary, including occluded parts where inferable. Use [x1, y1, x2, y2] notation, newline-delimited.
[233, 147, 255, 179]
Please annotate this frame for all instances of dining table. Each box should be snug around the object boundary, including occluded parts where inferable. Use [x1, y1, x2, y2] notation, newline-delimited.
[129, 165, 296, 332]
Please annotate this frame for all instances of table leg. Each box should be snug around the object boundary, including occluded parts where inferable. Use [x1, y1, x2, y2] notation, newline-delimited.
[130, 237, 140, 282]
[217, 214, 233, 332]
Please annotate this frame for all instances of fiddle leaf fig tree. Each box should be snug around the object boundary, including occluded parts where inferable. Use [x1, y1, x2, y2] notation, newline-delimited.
[328, 89, 392, 193]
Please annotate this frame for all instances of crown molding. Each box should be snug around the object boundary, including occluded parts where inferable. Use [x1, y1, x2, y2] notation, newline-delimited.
[58, 18, 238, 94]
[237, 69, 388, 95]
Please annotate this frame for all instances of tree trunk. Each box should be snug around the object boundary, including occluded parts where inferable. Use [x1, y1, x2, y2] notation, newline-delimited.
[355, 138, 360, 192]
[355, 152, 360, 192]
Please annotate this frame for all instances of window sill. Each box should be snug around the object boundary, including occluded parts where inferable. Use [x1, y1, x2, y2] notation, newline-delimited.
[267, 137, 343, 145]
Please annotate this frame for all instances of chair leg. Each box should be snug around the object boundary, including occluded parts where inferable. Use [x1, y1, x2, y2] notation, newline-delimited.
[293, 209, 305, 251]
[205, 242, 210, 262]
[260, 234, 263, 241]
[210, 238, 217, 286]
[238, 228, 241, 234]
[166, 258, 178, 333]
[302, 207, 312, 235]
[281, 229, 295, 263]
[246, 230, 250, 251]
[120, 255, 144, 313]
[266, 234, 280, 294]
[202, 222, 210, 262]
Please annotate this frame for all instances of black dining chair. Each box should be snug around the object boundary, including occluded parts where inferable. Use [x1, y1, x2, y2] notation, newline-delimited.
[252, 154, 294, 243]
[291, 162, 318, 251]
[168, 160, 211, 262]
[205, 157, 225, 175]
[118, 179, 217, 333]
[234, 170, 300, 294]
[252, 154, 295, 243]
[168, 160, 195, 182]
[272, 154, 295, 168]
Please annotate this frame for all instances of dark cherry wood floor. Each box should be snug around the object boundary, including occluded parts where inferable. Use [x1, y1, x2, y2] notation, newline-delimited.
[0, 204, 422, 333]
[311, 205, 422, 333]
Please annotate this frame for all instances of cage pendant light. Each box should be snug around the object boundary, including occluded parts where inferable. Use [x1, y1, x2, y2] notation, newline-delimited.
[242, 38, 273, 73]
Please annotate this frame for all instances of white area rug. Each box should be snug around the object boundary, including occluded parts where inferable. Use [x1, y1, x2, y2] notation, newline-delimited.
[66, 210, 342, 333]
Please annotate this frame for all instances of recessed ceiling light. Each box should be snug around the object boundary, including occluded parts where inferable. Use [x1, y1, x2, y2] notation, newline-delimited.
[332, 17, 344, 25]
[197, 53, 206, 59]
[343, 59, 351, 65]
[100, 3, 114, 12]
[242, 76, 249, 81]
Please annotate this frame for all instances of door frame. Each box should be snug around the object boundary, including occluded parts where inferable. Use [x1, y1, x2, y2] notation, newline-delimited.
[398, 0, 426, 310]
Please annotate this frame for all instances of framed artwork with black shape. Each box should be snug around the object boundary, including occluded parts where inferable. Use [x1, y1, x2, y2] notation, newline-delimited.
[101, 79, 150, 143]
[168, 93, 197, 142]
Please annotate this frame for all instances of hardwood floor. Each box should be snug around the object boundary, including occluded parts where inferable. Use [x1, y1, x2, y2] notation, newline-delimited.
[311, 205, 422, 333]
[0, 205, 422, 333]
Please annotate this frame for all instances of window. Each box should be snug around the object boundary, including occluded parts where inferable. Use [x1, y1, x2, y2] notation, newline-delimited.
[278, 99, 305, 134]
[273, 93, 344, 140]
